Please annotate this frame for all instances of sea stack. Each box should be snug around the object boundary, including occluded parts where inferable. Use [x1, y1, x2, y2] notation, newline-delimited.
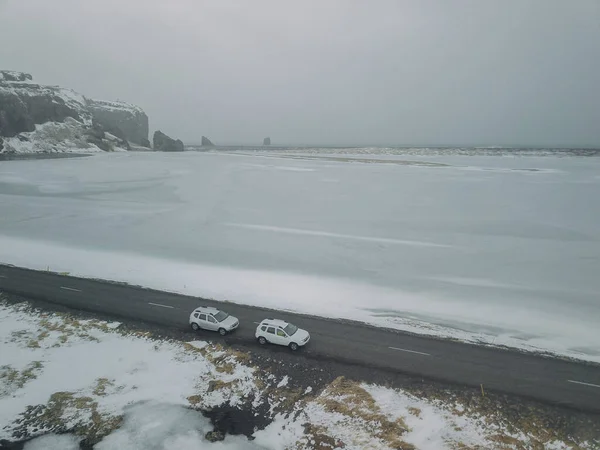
[263, 137, 271, 146]
[201, 136, 214, 146]
[153, 130, 184, 152]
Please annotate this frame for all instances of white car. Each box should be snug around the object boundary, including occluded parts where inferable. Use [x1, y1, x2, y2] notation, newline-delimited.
[189, 306, 239, 336]
[255, 318, 310, 351]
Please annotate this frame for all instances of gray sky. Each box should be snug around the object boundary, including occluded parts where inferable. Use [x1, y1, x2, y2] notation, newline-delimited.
[1, 0, 599, 147]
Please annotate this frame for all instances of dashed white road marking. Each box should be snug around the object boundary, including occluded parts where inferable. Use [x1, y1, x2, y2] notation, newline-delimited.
[567, 380, 600, 389]
[253, 322, 261, 324]
[60, 286, 82, 292]
[0, 275, 6, 278]
[148, 302, 174, 309]
[389, 346, 431, 356]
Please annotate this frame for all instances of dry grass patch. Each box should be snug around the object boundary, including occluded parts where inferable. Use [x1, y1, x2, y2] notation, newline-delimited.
[215, 362, 236, 374]
[13, 390, 123, 442]
[92, 378, 115, 397]
[187, 395, 202, 406]
[0, 361, 44, 393]
[317, 377, 411, 449]
[407, 407, 421, 418]
[299, 423, 345, 449]
[207, 380, 237, 393]
[407, 387, 597, 449]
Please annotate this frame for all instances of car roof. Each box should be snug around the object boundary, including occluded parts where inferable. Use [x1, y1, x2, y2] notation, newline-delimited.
[194, 306, 220, 314]
[260, 318, 289, 327]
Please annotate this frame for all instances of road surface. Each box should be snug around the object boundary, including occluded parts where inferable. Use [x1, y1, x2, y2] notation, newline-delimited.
[1, 264, 599, 413]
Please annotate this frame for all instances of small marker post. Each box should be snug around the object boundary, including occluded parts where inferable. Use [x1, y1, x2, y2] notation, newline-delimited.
[480, 384, 485, 397]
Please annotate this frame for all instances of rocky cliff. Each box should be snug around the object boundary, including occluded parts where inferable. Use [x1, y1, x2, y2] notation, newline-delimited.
[0, 71, 90, 138]
[86, 99, 149, 146]
[153, 130, 184, 152]
[201, 136, 214, 146]
[0, 70, 148, 153]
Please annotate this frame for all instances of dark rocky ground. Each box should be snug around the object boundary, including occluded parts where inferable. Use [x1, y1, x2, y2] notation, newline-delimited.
[1, 292, 599, 449]
[0, 153, 90, 161]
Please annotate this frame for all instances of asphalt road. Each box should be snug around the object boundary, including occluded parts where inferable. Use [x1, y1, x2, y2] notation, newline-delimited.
[1, 264, 599, 413]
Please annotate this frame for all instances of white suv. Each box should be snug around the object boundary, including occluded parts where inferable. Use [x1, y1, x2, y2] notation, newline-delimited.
[189, 306, 239, 336]
[255, 318, 310, 351]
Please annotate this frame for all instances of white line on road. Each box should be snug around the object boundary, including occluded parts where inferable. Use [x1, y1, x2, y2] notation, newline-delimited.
[567, 380, 600, 389]
[253, 322, 260, 324]
[389, 346, 431, 356]
[0, 275, 6, 278]
[148, 302, 174, 309]
[60, 286, 82, 292]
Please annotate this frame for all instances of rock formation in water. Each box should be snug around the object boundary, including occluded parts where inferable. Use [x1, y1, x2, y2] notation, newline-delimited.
[263, 137, 271, 146]
[201, 136, 214, 146]
[153, 130, 184, 152]
[0, 70, 149, 153]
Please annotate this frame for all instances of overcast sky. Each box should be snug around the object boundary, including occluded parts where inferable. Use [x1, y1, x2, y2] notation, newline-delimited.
[1, 0, 599, 147]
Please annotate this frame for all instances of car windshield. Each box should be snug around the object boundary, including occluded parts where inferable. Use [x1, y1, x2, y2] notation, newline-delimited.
[214, 311, 229, 322]
[283, 323, 298, 336]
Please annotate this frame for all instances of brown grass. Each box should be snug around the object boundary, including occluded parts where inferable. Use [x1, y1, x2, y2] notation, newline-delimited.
[92, 378, 114, 397]
[299, 423, 345, 449]
[0, 361, 44, 389]
[187, 395, 202, 406]
[317, 377, 411, 449]
[407, 407, 421, 418]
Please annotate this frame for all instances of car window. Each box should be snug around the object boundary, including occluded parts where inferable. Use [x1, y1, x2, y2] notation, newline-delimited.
[208, 316, 216, 323]
[194, 313, 199, 318]
[283, 323, 298, 336]
[199, 314, 207, 321]
[267, 327, 275, 334]
[276, 329, 286, 337]
[261, 326, 267, 332]
[214, 310, 229, 322]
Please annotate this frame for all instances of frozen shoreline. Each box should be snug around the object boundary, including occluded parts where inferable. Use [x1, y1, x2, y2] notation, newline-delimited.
[1, 234, 598, 364]
[0, 150, 599, 363]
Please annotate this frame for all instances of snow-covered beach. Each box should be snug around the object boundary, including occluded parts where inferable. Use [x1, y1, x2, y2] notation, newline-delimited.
[1, 148, 599, 362]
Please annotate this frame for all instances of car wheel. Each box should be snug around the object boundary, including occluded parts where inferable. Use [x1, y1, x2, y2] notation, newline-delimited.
[218, 328, 227, 336]
[258, 336, 267, 345]
[191, 323, 199, 331]
[289, 342, 298, 351]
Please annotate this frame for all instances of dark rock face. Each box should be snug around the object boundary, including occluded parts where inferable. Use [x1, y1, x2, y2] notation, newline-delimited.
[0, 83, 85, 138]
[201, 136, 214, 146]
[84, 121, 130, 152]
[0, 71, 33, 82]
[153, 130, 184, 152]
[86, 99, 149, 146]
[263, 137, 271, 146]
[0, 70, 149, 153]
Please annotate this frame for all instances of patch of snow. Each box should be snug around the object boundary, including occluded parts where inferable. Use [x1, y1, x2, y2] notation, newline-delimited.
[23, 434, 81, 450]
[1, 119, 102, 154]
[276, 376, 288, 388]
[95, 401, 260, 450]
[86, 98, 145, 115]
